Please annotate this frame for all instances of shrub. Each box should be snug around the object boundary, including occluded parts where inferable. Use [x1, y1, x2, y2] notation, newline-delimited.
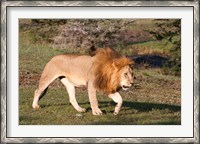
[28, 19, 151, 51]
[146, 19, 181, 76]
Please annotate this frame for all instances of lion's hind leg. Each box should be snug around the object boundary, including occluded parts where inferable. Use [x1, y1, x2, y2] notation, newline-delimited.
[60, 78, 86, 113]
[108, 92, 123, 115]
[32, 74, 58, 109]
[32, 88, 47, 109]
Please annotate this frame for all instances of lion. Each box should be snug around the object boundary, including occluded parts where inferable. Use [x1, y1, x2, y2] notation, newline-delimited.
[32, 48, 134, 115]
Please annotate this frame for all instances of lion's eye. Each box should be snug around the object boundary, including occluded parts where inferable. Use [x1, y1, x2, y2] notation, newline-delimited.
[124, 73, 128, 77]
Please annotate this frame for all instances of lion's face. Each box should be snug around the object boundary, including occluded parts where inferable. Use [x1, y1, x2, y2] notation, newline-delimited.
[93, 48, 135, 94]
[119, 65, 134, 91]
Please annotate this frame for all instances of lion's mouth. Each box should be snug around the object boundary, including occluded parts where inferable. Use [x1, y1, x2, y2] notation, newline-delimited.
[122, 85, 130, 91]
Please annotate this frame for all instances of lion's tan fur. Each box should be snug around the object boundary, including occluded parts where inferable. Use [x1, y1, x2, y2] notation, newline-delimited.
[32, 47, 134, 115]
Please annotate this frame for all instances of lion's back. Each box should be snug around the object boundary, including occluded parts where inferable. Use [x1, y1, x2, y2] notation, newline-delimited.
[46, 54, 95, 86]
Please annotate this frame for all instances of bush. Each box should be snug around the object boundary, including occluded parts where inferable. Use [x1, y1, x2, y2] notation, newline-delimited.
[28, 19, 151, 51]
[146, 19, 181, 76]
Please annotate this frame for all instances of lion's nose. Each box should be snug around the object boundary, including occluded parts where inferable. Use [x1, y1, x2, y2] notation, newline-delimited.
[129, 79, 134, 85]
[131, 78, 135, 85]
[130, 76, 136, 85]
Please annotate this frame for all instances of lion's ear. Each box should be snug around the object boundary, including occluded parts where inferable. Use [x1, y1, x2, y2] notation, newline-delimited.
[89, 45, 97, 56]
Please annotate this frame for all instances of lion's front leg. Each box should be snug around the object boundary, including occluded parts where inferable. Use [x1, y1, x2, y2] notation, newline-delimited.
[108, 92, 123, 115]
[87, 80, 102, 115]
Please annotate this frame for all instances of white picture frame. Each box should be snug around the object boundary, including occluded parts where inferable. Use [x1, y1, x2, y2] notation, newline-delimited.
[1, 1, 199, 143]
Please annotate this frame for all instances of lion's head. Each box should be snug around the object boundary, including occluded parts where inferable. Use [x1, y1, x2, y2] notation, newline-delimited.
[92, 48, 134, 94]
[118, 65, 134, 91]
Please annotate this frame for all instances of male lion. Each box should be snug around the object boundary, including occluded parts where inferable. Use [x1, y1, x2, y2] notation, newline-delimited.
[32, 48, 134, 115]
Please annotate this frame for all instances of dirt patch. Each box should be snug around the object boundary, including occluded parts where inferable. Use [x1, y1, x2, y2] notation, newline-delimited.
[19, 71, 40, 86]
[19, 71, 63, 88]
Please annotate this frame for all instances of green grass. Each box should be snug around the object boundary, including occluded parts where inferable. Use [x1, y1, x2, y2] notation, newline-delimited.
[19, 20, 181, 125]
[19, 86, 180, 125]
[121, 40, 173, 56]
[19, 32, 66, 73]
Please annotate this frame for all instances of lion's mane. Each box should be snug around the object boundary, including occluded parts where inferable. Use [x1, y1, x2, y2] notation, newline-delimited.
[92, 48, 133, 94]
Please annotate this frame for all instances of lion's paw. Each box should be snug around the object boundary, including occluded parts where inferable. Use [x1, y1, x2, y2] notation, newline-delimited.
[32, 104, 40, 109]
[77, 107, 86, 113]
[92, 108, 103, 115]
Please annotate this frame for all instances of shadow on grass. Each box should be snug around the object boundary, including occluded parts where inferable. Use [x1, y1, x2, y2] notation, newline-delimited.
[22, 100, 180, 125]
[90, 101, 181, 125]
[122, 101, 181, 112]
[129, 54, 168, 68]
[40, 100, 181, 113]
[96, 100, 181, 112]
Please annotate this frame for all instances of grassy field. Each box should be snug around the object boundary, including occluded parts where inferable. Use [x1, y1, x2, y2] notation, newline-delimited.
[19, 20, 181, 125]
